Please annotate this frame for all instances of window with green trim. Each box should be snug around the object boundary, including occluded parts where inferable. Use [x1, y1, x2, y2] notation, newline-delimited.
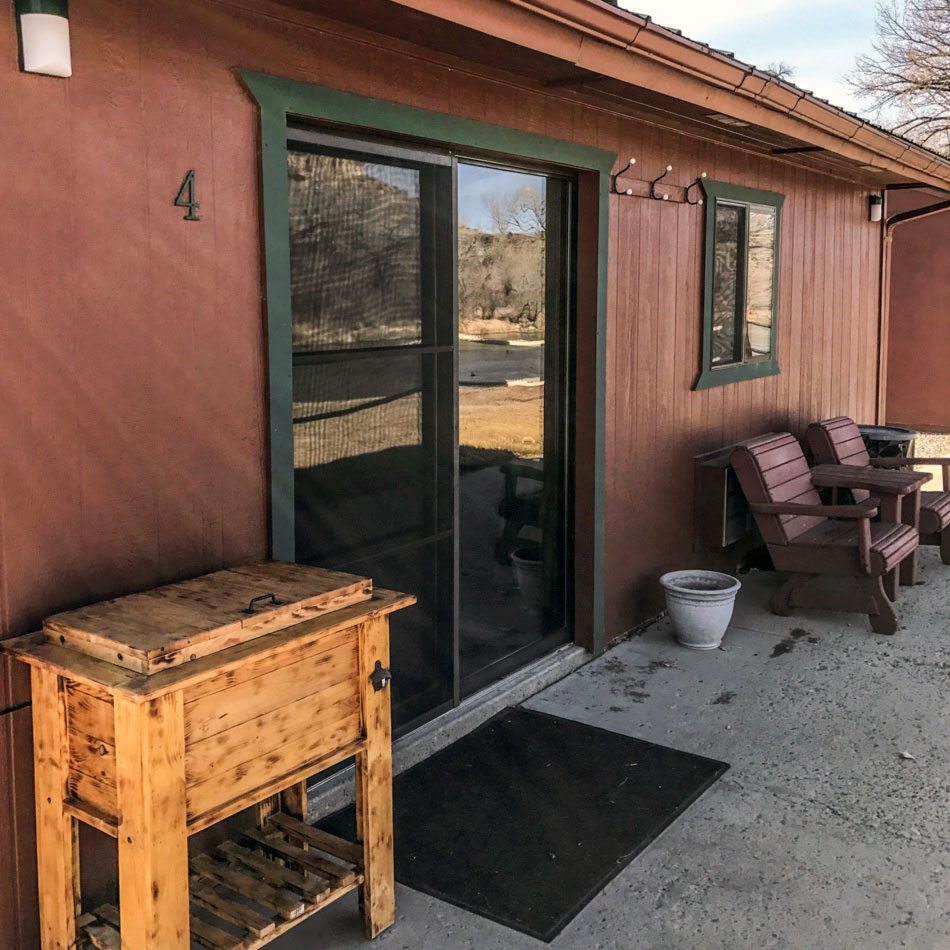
[695, 180, 783, 390]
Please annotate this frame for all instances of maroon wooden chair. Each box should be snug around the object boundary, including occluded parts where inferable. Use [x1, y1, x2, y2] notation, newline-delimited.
[807, 416, 950, 564]
[731, 432, 919, 634]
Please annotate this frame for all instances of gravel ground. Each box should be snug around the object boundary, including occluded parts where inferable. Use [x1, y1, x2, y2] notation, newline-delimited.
[916, 431, 950, 457]
[909, 433, 950, 490]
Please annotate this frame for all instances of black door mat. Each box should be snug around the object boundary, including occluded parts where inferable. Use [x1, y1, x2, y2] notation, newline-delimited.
[319, 707, 728, 942]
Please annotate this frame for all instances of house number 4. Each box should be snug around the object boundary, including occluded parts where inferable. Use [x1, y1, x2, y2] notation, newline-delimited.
[174, 170, 200, 221]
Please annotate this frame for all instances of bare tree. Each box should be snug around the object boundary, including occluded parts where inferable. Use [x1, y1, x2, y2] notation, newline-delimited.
[483, 194, 515, 235]
[482, 184, 546, 235]
[849, 0, 950, 154]
[510, 184, 546, 234]
[763, 61, 796, 82]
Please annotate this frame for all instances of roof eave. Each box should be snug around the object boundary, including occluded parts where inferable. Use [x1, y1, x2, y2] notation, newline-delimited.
[384, 0, 950, 188]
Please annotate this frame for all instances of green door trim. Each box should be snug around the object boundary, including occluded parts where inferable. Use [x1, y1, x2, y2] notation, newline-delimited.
[238, 69, 614, 654]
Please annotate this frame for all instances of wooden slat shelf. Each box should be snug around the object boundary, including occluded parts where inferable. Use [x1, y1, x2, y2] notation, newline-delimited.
[78, 814, 364, 950]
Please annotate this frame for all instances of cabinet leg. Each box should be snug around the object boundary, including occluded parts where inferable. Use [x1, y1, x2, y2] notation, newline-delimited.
[280, 779, 309, 823]
[114, 693, 190, 950]
[356, 617, 395, 938]
[31, 668, 80, 950]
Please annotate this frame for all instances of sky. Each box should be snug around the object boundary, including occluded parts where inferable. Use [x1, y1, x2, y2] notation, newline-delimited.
[458, 163, 546, 234]
[618, 0, 880, 115]
[456, 3, 884, 231]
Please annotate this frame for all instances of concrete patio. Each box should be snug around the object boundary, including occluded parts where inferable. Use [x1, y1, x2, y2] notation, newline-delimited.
[277, 548, 950, 950]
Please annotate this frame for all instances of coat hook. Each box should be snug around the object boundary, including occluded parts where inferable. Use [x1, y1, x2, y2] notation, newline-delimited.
[610, 157, 637, 196]
[685, 172, 708, 205]
[650, 164, 673, 201]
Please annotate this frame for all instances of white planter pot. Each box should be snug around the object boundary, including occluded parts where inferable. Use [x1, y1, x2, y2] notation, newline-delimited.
[511, 547, 545, 611]
[659, 570, 741, 650]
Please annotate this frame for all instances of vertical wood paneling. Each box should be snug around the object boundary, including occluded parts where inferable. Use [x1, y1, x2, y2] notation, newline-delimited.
[0, 708, 40, 950]
[601, 141, 881, 629]
[885, 188, 950, 427]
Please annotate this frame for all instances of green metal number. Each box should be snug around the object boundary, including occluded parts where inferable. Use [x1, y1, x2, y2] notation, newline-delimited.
[174, 170, 200, 221]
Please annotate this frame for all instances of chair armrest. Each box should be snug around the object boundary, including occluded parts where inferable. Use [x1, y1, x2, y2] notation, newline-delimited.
[751, 500, 877, 573]
[869, 457, 950, 467]
[749, 499, 878, 519]
[871, 456, 949, 491]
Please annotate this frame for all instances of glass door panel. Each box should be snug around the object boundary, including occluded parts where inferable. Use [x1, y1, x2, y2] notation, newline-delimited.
[287, 136, 454, 730]
[456, 163, 571, 694]
[285, 132, 573, 728]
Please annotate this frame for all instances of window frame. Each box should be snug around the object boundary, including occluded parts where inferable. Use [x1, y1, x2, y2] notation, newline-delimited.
[694, 179, 784, 390]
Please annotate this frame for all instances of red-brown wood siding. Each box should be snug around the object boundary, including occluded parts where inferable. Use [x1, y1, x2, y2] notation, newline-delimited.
[885, 189, 950, 430]
[0, 0, 884, 668]
[0, 0, 885, 659]
[0, 0, 883, 923]
[0, 707, 39, 949]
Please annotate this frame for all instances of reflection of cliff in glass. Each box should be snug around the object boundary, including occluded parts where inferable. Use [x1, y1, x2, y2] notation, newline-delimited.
[710, 200, 776, 366]
[288, 152, 423, 350]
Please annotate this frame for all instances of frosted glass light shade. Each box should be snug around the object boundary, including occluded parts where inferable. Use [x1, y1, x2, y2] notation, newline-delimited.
[19, 12, 71, 78]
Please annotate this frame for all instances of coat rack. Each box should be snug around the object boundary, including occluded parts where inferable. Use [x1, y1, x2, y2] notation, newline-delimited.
[611, 157, 707, 205]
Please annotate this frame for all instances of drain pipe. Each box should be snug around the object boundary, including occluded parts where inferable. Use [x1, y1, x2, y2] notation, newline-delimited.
[876, 189, 950, 422]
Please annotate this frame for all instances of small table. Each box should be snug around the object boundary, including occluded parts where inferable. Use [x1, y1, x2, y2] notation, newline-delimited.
[811, 464, 930, 596]
[3, 562, 414, 950]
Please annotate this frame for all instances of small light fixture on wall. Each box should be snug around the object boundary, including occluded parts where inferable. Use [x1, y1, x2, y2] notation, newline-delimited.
[869, 193, 883, 223]
[15, 0, 71, 78]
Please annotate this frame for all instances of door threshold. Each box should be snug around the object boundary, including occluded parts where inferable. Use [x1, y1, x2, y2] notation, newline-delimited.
[306, 643, 589, 818]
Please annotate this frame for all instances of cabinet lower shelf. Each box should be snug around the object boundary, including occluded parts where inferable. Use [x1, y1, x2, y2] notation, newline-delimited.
[78, 813, 364, 950]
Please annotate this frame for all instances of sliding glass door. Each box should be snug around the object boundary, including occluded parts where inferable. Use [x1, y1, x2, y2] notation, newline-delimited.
[286, 128, 573, 731]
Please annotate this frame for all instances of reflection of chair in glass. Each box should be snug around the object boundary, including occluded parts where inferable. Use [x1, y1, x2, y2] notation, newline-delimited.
[494, 461, 544, 564]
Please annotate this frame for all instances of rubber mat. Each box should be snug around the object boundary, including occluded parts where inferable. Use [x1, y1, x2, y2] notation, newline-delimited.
[319, 707, 728, 941]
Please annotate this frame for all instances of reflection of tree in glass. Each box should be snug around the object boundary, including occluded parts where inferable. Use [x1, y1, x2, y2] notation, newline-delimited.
[711, 205, 742, 365]
[459, 184, 546, 336]
[288, 153, 423, 349]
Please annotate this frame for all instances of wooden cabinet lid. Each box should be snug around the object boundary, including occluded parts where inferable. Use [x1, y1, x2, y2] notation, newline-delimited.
[43, 562, 372, 674]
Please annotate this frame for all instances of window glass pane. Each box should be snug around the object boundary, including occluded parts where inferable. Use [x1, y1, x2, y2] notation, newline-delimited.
[745, 204, 777, 361]
[288, 151, 423, 350]
[293, 352, 435, 564]
[711, 203, 745, 366]
[456, 163, 567, 688]
[339, 538, 453, 730]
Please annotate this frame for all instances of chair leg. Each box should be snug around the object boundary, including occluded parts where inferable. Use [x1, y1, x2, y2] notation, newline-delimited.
[883, 567, 899, 602]
[770, 573, 814, 616]
[866, 575, 898, 635]
[941, 529, 950, 565]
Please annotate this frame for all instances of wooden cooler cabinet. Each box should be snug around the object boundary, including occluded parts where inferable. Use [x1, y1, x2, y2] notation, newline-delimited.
[2, 561, 415, 950]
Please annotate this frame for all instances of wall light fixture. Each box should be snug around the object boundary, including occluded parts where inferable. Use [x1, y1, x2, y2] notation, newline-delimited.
[16, 0, 71, 78]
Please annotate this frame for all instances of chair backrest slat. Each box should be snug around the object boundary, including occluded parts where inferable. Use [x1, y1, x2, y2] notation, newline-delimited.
[806, 417, 871, 502]
[731, 433, 824, 544]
